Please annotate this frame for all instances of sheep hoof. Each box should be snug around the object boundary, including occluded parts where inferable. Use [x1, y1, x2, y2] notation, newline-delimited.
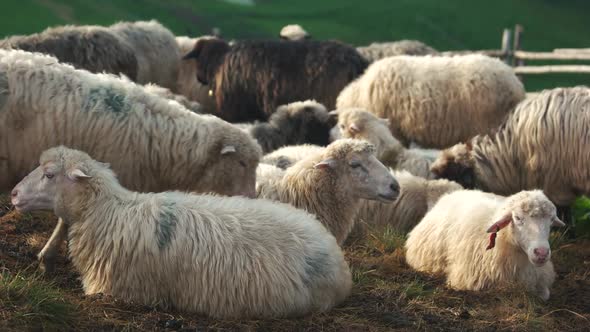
[538, 287, 550, 301]
[37, 252, 56, 274]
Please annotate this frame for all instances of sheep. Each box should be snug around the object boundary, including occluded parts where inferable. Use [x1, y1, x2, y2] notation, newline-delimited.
[11, 146, 351, 318]
[236, 100, 337, 153]
[279, 24, 311, 41]
[356, 40, 438, 62]
[350, 171, 462, 238]
[175, 36, 217, 114]
[109, 20, 180, 91]
[430, 87, 590, 208]
[405, 189, 565, 300]
[336, 54, 526, 148]
[332, 108, 438, 179]
[261, 144, 325, 170]
[142, 83, 203, 114]
[256, 139, 400, 245]
[183, 38, 368, 122]
[0, 49, 262, 272]
[0, 25, 139, 80]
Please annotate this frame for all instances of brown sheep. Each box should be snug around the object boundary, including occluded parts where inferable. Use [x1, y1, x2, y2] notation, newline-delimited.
[183, 38, 368, 122]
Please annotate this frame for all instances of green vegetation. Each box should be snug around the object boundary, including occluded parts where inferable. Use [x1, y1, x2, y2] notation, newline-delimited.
[0, 270, 79, 330]
[0, 0, 589, 90]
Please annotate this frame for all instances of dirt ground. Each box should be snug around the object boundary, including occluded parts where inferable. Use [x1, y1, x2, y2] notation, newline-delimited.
[0, 193, 588, 332]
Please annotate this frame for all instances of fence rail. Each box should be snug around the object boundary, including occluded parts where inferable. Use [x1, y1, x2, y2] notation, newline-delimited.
[445, 25, 590, 79]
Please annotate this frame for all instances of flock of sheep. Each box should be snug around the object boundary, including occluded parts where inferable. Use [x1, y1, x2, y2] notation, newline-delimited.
[2, 20, 587, 319]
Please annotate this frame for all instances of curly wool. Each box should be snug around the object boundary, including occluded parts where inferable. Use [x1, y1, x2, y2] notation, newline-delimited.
[188, 38, 368, 122]
[431, 86, 590, 207]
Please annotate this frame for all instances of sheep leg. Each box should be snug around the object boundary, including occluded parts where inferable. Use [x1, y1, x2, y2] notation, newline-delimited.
[38, 218, 68, 273]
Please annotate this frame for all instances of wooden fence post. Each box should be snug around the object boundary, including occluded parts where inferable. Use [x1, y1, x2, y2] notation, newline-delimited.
[512, 24, 524, 82]
[501, 28, 512, 64]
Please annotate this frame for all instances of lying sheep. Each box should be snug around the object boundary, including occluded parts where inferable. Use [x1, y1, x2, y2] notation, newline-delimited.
[279, 24, 311, 41]
[0, 24, 138, 80]
[237, 100, 337, 153]
[261, 144, 325, 169]
[336, 54, 525, 148]
[0, 49, 262, 272]
[356, 40, 438, 62]
[109, 20, 180, 90]
[430, 87, 590, 208]
[184, 38, 368, 122]
[256, 139, 400, 244]
[332, 108, 438, 179]
[405, 190, 564, 300]
[175, 36, 217, 114]
[351, 171, 462, 238]
[11, 146, 351, 318]
[143, 83, 203, 114]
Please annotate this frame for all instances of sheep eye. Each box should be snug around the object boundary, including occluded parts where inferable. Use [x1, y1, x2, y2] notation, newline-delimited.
[339, 124, 345, 129]
[349, 161, 361, 168]
[239, 161, 246, 168]
[44, 173, 54, 179]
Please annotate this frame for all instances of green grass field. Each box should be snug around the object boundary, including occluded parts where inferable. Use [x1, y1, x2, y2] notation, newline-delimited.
[1, 0, 589, 90]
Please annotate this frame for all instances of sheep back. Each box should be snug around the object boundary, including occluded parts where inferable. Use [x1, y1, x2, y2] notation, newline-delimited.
[0, 25, 138, 80]
[337, 54, 525, 148]
[191, 39, 368, 122]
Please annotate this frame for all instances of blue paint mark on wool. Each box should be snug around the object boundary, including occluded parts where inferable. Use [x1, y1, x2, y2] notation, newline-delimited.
[303, 250, 329, 286]
[156, 202, 178, 250]
[0, 72, 9, 111]
[84, 87, 131, 115]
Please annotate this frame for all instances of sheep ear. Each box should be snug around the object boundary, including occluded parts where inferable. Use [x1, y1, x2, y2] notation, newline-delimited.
[348, 123, 360, 134]
[68, 168, 92, 181]
[486, 214, 512, 233]
[221, 145, 236, 155]
[313, 159, 337, 170]
[552, 216, 566, 227]
[182, 48, 200, 60]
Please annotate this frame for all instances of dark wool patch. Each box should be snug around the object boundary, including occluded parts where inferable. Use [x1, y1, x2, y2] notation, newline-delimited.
[0, 72, 8, 111]
[84, 87, 132, 115]
[156, 202, 178, 250]
[303, 251, 329, 286]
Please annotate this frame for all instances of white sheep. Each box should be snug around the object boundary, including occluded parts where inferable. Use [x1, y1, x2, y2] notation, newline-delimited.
[0, 49, 262, 272]
[351, 171, 462, 238]
[175, 35, 217, 113]
[256, 139, 400, 244]
[11, 146, 351, 318]
[279, 24, 310, 41]
[336, 54, 525, 148]
[356, 40, 438, 62]
[110, 20, 180, 91]
[405, 190, 565, 300]
[0, 24, 138, 81]
[332, 108, 438, 179]
[430, 86, 590, 209]
[142, 82, 203, 113]
[261, 144, 325, 169]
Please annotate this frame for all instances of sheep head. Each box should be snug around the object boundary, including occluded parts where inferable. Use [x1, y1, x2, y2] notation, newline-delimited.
[312, 139, 399, 203]
[485, 190, 565, 266]
[271, 100, 336, 146]
[11, 146, 107, 216]
[331, 108, 397, 160]
[430, 142, 476, 188]
[183, 38, 230, 86]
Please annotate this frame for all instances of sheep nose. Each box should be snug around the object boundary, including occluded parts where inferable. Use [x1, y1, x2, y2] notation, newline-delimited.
[10, 189, 18, 198]
[534, 247, 549, 258]
[390, 181, 400, 194]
